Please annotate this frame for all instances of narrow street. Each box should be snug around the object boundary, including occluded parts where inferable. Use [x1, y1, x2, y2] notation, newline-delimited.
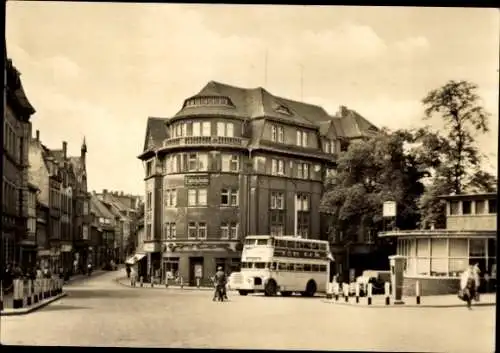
[1, 271, 495, 352]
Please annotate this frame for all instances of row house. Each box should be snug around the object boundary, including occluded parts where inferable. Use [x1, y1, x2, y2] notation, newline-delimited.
[28, 130, 90, 274]
[90, 193, 117, 266]
[2, 54, 36, 270]
[137, 81, 380, 285]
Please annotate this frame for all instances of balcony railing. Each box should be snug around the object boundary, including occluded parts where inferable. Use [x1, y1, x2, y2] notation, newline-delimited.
[162, 136, 248, 148]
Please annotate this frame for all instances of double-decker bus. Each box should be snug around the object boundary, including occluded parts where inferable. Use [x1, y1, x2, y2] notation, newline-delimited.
[230, 235, 334, 297]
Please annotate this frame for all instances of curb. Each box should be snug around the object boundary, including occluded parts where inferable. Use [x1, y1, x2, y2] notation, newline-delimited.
[0, 293, 67, 316]
[114, 278, 214, 291]
[320, 299, 496, 308]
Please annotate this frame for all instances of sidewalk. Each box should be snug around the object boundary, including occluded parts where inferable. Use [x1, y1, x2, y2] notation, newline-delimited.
[321, 293, 496, 308]
[115, 276, 214, 291]
[1, 293, 67, 316]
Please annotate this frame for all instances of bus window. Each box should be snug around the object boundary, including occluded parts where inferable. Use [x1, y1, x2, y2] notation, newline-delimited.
[278, 263, 287, 271]
[319, 265, 327, 272]
[288, 241, 296, 249]
[311, 243, 319, 250]
[269, 262, 277, 270]
[304, 264, 311, 272]
[286, 263, 294, 271]
[297, 242, 304, 249]
[319, 244, 327, 251]
[276, 240, 285, 248]
[257, 239, 269, 246]
[311, 264, 319, 272]
[255, 262, 266, 269]
[295, 264, 304, 272]
[245, 239, 255, 246]
[303, 243, 311, 250]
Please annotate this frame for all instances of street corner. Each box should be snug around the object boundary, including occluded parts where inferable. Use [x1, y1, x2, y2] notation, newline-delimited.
[0, 292, 67, 316]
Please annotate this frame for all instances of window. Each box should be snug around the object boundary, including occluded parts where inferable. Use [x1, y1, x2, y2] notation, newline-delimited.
[167, 155, 179, 173]
[187, 189, 207, 207]
[340, 140, 349, 152]
[430, 238, 447, 275]
[198, 153, 208, 171]
[462, 201, 472, 215]
[296, 131, 308, 147]
[146, 224, 152, 240]
[221, 189, 238, 206]
[188, 153, 198, 171]
[201, 122, 211, 136]
[475, 200, 486, 214]
[270, 210, 285, 236]
[164, 189, 177, 207]
[230, 223, 239, 240]
[297, 212, 310, 239]
[146, 192, 152, 210]
[296, 194, 309, 211]
[416, 238, 430, 275]
[222, 154, 239, 172]
[192, 122, 201, 136]
[188, 222, 197, 239]
[198, 222, 207, 239]
[146, 160, 153, 177]
[469, 238, 486, 257]
[449, 201, 460, 215]
[271, 125, 284, 143]
[175, 123, 186, 137]
[220, 223, 229, 240]
[217, 122, 234, 137]
[296, 162, 310, 179]
[271, 192, 285, 210]
[271, 159, 284, 175]
[488, 199, 497, 214]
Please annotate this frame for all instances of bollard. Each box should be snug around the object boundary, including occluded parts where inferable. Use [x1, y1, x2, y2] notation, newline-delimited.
[180, 276, 184, 289]
[196, 278, 200, 289]
[367, 283, 373, 305]
[333, 282, 339, 301]
[26, 281, 33, 306]
[151, 277, 154, 288]
[416, 280, 421, 305]
[355, 282, 360, 304]
[140, 276, 144, 287]
[33, 280, 39, 304]
[343, 283, 349, 302]
[385, 282, 390, 305]
[13, 279, 23, 309]
[165, 277, 169, 288]
[326, 282, 333, 300]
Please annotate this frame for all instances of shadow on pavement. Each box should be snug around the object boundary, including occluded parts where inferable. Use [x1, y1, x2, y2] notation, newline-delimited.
[65, 288, 142, 299]
[40, 305, 90, 312]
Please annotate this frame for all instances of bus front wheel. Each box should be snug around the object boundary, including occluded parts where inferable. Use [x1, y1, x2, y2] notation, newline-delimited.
[238, 290, 249, 296]
[264, 279, 278, 297]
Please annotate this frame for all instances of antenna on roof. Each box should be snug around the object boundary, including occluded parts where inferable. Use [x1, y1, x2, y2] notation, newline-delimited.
[299, 63, 304, 101]
[264, 49, 268, 88]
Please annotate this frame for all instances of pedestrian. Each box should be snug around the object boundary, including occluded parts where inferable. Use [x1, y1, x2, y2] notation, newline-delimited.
[87, 263, 93, 276]
[126, 265, 131, 278]
[212, 266, 227, 302]
[459, 265, 480, 309]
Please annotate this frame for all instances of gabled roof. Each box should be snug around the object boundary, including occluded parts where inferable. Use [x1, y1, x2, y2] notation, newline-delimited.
[143, 117, 169, 152]
[90, 195, 115, 220]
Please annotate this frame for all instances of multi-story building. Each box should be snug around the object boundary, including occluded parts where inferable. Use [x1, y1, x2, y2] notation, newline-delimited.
[2, 55, 36, 270]
[90, 193, 117, 266]
[137, 81, 379, 286]
[28, 130, 90, 273]
[380, 192, 497, 295]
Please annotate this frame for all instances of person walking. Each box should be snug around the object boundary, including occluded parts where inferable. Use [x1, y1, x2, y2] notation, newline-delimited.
[126, 265, 131, 279]
[212, 266, 227, 302]
[459, 265, 480, 309]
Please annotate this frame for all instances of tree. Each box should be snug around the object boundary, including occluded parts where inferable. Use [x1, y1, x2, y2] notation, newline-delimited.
[419, 80, 496, 227]
[320, 128, 431, 247]
[422, 80, 491, 194]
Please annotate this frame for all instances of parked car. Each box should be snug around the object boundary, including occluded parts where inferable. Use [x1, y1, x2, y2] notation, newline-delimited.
[355, 270, 391, 296]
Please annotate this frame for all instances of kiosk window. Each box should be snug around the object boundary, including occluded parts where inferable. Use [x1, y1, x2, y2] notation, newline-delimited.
[304, 264, 311, 272]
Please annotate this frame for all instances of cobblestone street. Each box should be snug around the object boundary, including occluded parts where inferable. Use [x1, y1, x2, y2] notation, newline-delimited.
[0, 271, 495, 352]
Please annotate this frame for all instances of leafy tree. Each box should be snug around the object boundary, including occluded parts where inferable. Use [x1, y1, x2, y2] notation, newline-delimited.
[418, 80, 496, 227]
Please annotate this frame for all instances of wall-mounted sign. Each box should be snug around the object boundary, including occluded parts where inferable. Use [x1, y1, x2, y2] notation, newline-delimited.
[143, 242, 157, 253]
[185, 174, 210, 186]
[383, 201, 397, 218]
[194, 264, 203, 278]
[61, 244, 73, 252]
[273, 249, 327, 259]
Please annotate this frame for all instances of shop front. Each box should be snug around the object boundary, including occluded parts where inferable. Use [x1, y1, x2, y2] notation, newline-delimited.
[380, 230, 496, 296]
[162, 241, 241, 286]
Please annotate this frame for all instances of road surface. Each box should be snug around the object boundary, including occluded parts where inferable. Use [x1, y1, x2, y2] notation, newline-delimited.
[1, 271, 495, 352]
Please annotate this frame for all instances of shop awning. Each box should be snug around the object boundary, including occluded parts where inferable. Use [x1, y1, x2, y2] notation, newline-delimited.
[125, 253, 146, 265]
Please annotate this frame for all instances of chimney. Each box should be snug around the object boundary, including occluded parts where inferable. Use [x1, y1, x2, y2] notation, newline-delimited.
[36, 130, 40, 141]
[120, 191, 124, 196]
[103, 189, 108, 195]
[62, 141, 67, 159]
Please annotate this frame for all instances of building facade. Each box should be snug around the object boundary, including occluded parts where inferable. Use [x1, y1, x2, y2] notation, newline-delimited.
[379, 192, 497, 295]
[2, 56, 36, 271]
[90, 193, 117, 267]
[137, 81, 379, 286]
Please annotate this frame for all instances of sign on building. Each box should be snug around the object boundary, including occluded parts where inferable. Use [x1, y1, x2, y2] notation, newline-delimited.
[383, 201, 397, 218]
[185, 174, 210, 186]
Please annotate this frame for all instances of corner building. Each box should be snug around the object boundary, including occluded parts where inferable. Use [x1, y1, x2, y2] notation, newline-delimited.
[138, 81, 379, 286]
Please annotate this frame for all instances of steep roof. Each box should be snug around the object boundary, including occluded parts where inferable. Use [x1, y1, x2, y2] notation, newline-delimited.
[143, 117, 169, 152]
[90, 195, 115, 220]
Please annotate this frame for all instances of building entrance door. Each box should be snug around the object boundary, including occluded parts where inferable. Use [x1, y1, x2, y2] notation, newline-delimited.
[189, 257, 204, 286]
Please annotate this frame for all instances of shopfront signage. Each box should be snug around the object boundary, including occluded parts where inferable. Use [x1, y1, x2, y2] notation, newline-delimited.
[185, 174, 210, 186]
[61, 244, 73, 253]
[143, 242, 157, 253]
[383, 201, 397, 218]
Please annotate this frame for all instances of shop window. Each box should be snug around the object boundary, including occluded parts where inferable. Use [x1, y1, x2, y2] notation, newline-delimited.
[449, 238, 467, 257]
[462, 201, 472, 215]
[469, 238, 486, 257]
[430, 238, 447, 275]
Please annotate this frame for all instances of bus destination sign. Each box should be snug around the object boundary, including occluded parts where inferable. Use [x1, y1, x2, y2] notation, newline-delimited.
[273, 248, 327, 259]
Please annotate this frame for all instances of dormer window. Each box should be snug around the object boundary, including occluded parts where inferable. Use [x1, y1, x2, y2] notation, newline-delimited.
[184, 96, 233, 108]
[275, 104, 292, 116]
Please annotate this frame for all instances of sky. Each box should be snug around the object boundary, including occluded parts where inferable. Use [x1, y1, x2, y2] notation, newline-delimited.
[6, 3, 499, 195]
